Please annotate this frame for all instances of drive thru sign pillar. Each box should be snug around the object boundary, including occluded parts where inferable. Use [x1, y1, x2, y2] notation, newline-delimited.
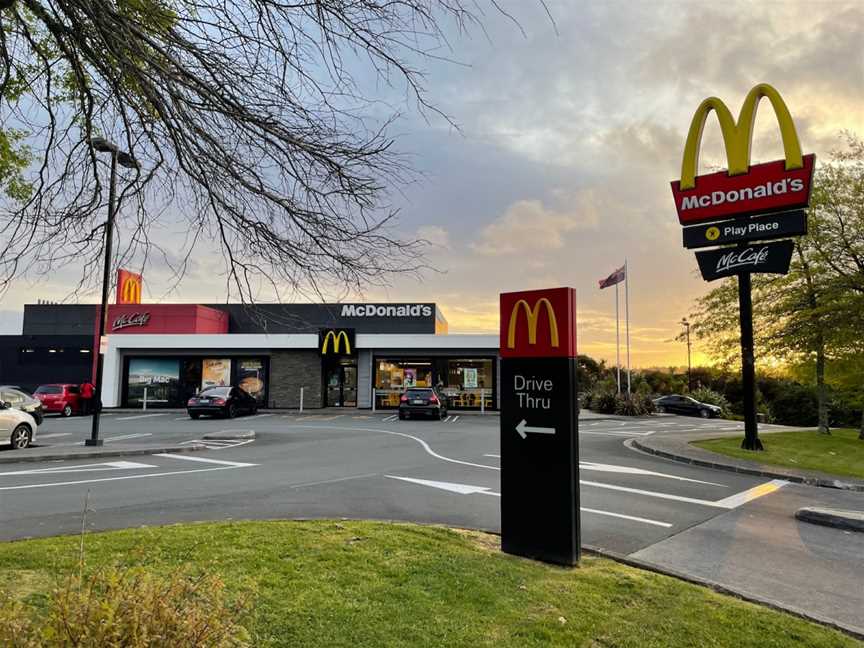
[500, 287, 580, 565]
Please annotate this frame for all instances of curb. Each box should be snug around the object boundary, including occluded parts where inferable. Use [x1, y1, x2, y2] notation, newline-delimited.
[629, 438, 864, 492]
[795, 507, 864, 533]
[0, 443, 206, 464]
[581, 544, 864, 641]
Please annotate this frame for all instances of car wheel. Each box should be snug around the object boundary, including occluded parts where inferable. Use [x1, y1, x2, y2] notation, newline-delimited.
[62, 404, 73, 417]
[439, 409, 446, 421]
[656, 405, 665, 414]
[10, 425, 31, 449]
[227, 404, 237, 419]
[699, 409, 710, 418]
[189, 412, 200, 420]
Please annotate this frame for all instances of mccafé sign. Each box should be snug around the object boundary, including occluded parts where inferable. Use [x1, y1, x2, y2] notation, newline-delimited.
[670, 84, 815, 224]
[319, 328, 355, 356]
[112, 312, 151, 331]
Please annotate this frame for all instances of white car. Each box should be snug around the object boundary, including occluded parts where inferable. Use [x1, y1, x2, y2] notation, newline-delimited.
[0, 399, 38, 449]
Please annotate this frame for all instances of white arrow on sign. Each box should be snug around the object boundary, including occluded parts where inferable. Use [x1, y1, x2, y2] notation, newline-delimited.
[515, 419, 555, 439]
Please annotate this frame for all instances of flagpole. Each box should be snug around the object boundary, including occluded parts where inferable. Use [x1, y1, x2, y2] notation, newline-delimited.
[615, 280, 621, 394]
[625, 260, 631, 395]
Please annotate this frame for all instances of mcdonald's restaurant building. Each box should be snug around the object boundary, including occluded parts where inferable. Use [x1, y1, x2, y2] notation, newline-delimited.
[4, 302, 500, 411]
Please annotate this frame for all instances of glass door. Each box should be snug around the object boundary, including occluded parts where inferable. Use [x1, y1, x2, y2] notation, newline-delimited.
[342, 365, 358, 407]
[324, 361, 358, 407]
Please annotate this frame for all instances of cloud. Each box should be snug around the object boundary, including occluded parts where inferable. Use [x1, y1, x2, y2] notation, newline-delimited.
[417, 225, 450, 248]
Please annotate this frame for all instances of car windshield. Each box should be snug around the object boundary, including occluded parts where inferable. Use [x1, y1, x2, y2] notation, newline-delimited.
[35, 386, 61, 394]
[200, 387, 231, 397]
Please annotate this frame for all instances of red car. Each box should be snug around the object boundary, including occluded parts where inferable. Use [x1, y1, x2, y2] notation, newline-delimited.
[34, 384, 81, 417]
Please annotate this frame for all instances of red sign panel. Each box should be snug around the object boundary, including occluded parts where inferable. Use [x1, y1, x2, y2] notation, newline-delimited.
[105, 304, 229, 334]
[671, 153, 815, 224]
[499, 287, 576, 359]
[116, 269, 143, 304]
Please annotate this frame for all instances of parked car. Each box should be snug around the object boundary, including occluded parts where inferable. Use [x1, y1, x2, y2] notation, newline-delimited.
[34, 383, 81, 417]
[653, 394, 721, 418]
[398, 387, 448, 421]
[187, 386, 257, 419]
[0, 399, 37, 449]
[0, 386, 44, 425]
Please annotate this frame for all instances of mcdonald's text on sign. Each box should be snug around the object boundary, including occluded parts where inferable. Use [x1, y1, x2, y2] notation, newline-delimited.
[318, 329, 355, 356]
[670, 83, 814, 225]
[116, 269, 143, 305]
[499, 287, 580, 566]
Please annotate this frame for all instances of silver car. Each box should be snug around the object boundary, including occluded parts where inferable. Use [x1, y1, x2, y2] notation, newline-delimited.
[0, 399, 38, 449]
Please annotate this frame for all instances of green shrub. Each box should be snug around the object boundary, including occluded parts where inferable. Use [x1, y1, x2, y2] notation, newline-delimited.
[0, 567, 253, 647]
[592, 390, 619, 414]
[614, 393, 656, 416]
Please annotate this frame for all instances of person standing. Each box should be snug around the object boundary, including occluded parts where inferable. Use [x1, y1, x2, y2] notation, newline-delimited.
[80, 381, 95, 416]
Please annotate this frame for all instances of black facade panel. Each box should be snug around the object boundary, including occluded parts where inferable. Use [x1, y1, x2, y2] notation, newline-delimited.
[23, 303, 438, 335]
[0, 335, 93, 392]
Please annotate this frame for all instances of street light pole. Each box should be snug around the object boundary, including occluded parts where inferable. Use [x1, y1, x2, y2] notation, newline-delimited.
[681, 318, 692, 393]
[85, 138, 138, 447]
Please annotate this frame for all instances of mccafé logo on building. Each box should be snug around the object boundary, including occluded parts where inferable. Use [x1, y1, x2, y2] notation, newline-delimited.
[499, 288, 576, 359]
[319, 329, 355, 356]
[670, 83, 815, 224]
[112, 312, 150, 331]
[116, 269, 143, 304]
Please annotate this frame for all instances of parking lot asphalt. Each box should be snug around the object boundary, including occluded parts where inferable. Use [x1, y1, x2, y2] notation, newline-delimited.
[0, 411, 795, 553]
[4, 410, 862, 634]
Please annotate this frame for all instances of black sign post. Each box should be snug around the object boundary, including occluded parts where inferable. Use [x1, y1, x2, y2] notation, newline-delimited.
[737, 273, 763, 450]
[499, 287, 579, 566]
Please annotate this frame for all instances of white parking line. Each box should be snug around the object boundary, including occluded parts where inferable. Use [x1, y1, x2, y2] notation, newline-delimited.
[0, 466, 251, 491]
[104, 433, 152, 443]
[175, 416, 190, 421]
[483, 454, 500, 458]
[249, 413, 273, 419]
[36, 432, 72, 439]
[581, 507, 672, 528]
[154, 453, 257, 468]
[443, 415, 452, 422]
[451, 416, 460, 423]
[580, 478, 786, 509]
[115, 413, 166, 421]
[0, 461, 156, 477]
[382, 415, 398, 422]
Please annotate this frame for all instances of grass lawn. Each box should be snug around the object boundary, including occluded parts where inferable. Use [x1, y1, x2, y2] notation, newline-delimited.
[0, 520, 859, 647]
[693, 428, 864, 479]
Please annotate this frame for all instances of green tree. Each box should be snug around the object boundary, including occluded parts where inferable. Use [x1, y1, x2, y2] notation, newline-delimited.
[687, 134, 864, 437]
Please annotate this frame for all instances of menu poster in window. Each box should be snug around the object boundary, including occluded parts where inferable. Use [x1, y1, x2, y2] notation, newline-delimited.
[463, 367, 478, 389]
[202, 358, 231, 390]
[238, 358, 265, 402]
[404, 368, 417, 388]
[127, 358, 179, 405]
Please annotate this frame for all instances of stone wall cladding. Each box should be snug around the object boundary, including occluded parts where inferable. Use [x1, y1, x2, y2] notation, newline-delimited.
[269, 350, 323, 408]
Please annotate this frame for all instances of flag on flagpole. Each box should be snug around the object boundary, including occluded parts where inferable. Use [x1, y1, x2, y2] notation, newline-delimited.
[598, 265, 626, 289]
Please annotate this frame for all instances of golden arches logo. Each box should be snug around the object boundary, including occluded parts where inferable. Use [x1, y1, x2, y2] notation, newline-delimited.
[120, 275, 141, 304]
[321, 330, 351, 355]
[680, 83, 803, 190]
[507, 298, 559, 349]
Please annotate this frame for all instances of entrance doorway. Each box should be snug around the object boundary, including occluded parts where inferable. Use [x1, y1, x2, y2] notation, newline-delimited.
[325, 358, 357, 407]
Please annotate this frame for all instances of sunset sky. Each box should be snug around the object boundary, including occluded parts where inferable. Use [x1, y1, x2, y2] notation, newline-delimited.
[1, 0, 861, 367]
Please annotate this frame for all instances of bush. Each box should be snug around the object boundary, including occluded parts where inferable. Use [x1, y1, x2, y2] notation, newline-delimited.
[614, 393, 656, 416]
[0, 567, 253, 647]
[690, 387, 731, 415]
[592, 390, 619, 414]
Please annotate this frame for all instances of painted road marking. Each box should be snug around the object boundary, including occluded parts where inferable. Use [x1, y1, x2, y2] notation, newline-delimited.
[249, 413, 273, 419]
[713, 479, 788, 508]
[105, 433, 153, 443]
[580, 429, 656, 437]
[175, 416, 190, 421]
[291, 473, 379, 489]
[443, 415, 452, 422]
[580, 462, 726, 486]
[581, 507, 672, 528]
[179, 439, 254, 450]
[0, 466, 254, 491]
[451, 416, 460, 423]
[36, 432, 73, 439]
[0, 461, 156, 477]
[580, 479, 786, 509]
[484, 454, 500, 458]
[382, 415, 398, 422]
[115, 413, 166, 421]
[153, 453, 257, 468]
[387, 476, 672, 527]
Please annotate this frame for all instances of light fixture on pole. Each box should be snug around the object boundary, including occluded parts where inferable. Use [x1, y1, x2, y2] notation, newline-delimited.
[85, 136, 139, 447]
[681, 317, 692, 393]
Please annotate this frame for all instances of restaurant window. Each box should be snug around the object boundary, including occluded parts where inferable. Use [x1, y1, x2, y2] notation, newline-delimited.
[126, 358, 180, 408]
[374, 359, 433, 408]
[441, 358, 494, 410]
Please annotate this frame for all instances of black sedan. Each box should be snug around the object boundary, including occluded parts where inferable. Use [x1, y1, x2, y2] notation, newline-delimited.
[398, 387, 448, 421]
[187, 386, 258, 419]
[653, 394, 721, 418]
[0, 386, 44, 425]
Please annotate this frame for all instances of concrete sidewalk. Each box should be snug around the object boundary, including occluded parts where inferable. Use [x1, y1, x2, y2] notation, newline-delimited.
[631, 429, 864, 492]
[0, 442, 205, 464]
